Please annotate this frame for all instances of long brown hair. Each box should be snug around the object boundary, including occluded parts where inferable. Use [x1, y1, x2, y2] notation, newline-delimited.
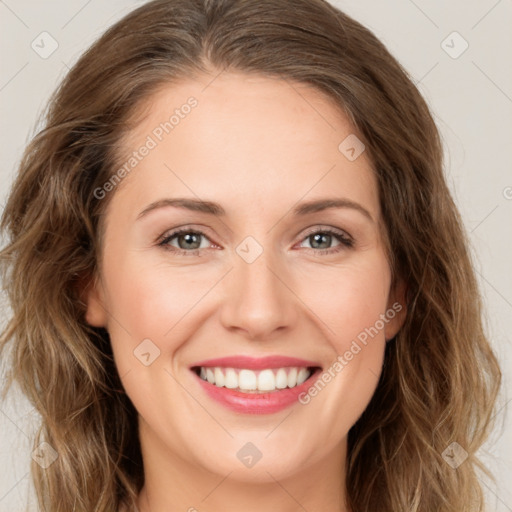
[0, 0, 501, 510]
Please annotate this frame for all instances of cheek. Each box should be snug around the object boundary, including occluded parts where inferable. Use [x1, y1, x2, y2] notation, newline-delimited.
[99, 258, 210, 424]
[292, 256, 390, 428]
[295, 253, 392, 347]
[100, 254, 215, 361]
[103, 246, 391, 358]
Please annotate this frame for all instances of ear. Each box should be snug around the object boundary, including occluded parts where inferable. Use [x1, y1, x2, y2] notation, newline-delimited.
[78, 272, 108, 328]
[384, 278, 407, 341]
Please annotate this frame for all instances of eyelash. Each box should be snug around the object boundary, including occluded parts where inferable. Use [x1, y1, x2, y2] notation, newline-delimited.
[156, 226, 354, 257]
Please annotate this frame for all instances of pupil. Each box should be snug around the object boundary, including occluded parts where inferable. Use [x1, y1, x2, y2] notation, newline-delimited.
[311, 233, 330, 249]
[180, 233, 200, 250]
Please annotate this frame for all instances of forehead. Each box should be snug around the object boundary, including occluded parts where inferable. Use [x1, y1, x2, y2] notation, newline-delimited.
[107, 72, 379, 223]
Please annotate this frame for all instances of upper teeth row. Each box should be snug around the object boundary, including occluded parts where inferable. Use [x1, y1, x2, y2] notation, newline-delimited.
[199, 367, 311, 391]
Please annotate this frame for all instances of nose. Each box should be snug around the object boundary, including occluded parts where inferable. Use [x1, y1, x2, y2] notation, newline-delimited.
[219, 245, 298, 341]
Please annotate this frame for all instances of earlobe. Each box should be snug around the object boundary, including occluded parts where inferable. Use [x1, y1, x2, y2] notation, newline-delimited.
[384, 278, 408, 341]
[79, 273, 108, 328]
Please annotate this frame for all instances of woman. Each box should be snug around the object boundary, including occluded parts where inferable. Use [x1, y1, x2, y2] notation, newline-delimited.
[0, 0, 501, 511]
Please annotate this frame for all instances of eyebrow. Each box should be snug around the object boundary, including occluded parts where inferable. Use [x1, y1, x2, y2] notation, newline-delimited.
[136, 197, 374, 222]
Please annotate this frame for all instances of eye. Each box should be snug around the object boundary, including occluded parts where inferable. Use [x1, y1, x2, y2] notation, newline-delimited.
[157, 226, 354, 256]
[157, 228, 213, 256]
[297, 227, 354, 255]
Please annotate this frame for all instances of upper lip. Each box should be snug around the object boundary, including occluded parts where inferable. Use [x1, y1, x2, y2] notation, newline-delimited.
[190, 355, 322, 370]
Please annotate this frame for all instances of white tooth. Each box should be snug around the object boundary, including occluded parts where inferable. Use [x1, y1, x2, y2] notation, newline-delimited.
[206, 368, 215, 384]
[297, 367, 309, 385]
[257, 369, 276, 391]
[275, 368, 288, 389]
[203, 366, 310, 391]
[224, 368, 238, 389]
[287, 367, 298, 388]
[238, 369, 257, 390]
[214, 367, 225, 387]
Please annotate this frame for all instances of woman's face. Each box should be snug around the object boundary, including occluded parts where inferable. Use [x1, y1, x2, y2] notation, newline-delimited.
[85, 71, 405, 484]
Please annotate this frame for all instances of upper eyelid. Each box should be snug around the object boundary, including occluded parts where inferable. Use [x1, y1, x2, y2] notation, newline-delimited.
[158, 226, 215, 243]
[301, 224, 352, 240]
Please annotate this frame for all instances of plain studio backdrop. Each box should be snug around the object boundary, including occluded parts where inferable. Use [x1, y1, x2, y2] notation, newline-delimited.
[0, 1, 511, 510]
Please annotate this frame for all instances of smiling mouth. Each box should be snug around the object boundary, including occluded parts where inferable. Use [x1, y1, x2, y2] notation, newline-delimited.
[191, 365, 321, 393]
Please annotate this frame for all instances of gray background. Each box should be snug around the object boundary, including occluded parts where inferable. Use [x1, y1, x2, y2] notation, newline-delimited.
[0, 0, 511, 510]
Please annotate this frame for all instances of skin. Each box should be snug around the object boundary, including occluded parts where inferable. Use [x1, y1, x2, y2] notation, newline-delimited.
[84, 70, 406, 512]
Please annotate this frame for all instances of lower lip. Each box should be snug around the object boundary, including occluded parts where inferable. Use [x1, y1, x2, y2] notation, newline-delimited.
[192, 368, 321, 414]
